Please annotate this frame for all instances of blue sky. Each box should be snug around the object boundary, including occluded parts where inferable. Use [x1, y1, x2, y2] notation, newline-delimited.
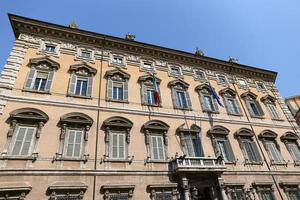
[0, 0, 299, 98]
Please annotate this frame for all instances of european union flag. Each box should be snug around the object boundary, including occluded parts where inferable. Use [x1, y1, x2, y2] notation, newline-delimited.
[209, 84, 224, 107]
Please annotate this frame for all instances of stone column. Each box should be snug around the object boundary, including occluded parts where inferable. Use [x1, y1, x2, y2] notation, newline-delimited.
[218, 177, 228, 200]
[182, 176, 190, 200]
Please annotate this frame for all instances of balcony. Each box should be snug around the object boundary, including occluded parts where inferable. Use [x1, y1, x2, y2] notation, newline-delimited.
[171, 156, 226, 174]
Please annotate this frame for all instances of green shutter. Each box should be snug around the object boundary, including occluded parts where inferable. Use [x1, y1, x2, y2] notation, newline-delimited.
[86, 76, 93, 97]
[44, 70, 54, 92]
[73, 131, 82, 157]
[107, 78, 113, 100]
[24, 68, 36, 90]
[68, 74, 77, 95]
[123, 80, 128, 101]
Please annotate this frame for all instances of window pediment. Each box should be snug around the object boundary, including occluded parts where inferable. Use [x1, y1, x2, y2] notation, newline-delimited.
[47, 181, 87, 200]
[138, 75, 161, 84]
[103, 116, 133, 130]
[281, 132, 299, 141]
[195, 83, 210, 93]
[10, 108, 49, 123]
[60, 112, 93, 127]
[104, 69, 130, 81]
[0, 182, 32, 200]
[29, 57, 60, 70]
[235, 128, 254, 137]
[261, 95, 276, 103]
[241, 91, 257, 99]
[142, 120, 169, 132]
[208, 125, 229, 135]
[259, 130, 277, 139]
[69, 63, 97, 76]
[168, 79, 189, 89]
[176, 124, 201, 134]
[219, 88, 236, 96]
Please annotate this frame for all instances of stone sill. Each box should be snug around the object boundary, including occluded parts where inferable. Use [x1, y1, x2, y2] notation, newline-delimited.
[22, 89, 51, 95]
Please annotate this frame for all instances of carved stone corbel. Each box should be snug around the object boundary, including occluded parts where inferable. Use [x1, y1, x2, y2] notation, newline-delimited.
[84, 125, 90, 141]
[128, 189, 134, 198]
[78, 191, 84, 199]
[145, 130, 150, 145]
[7, 119, 17, 137]
[126, 128, 130, 144]
[36, 121, 45, 138]
[105, 127, 110, 143]
[163, 131, 168, 146]
[60, 123, 67, 140]
[50, 191, 56, 200]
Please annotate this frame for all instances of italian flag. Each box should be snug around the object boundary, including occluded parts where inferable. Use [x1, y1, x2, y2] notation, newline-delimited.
[150, 72, 161, 105]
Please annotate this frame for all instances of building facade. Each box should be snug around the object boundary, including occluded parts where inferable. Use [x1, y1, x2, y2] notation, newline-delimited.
[286, 96, 300, 127]
[0, 14, 300, 200]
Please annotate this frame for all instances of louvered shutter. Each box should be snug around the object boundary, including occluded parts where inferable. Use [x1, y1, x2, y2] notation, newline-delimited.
[235, 99, 243, 115]
[243, 141, 255, 161]
[199, 93, 207, 111]
[68, 74, 77, 95]
[157, 136, 165, 160]
[225, 139, 235, 162]
[112, 133, 118, 158]
[118, 133, 125, 159]
[123, 80, 128, 101]
[266, 142, 282, 162]
[171, 88, 179, 108]
[24, 68, 36, 90]
[185, 91, 192, 109]
[86, 76, 93, 97]
[66, 131, 75, 157]
[256, 101, 264, 116]
[183, 134, 195, 157]
[251, 141, 262, 162]
[246, 100, 255, 117]
[141, 83, 148, 104]
[288, 143, 300, 162]
[107, 78, 113, 100]
[73, 131, 82, 157]
[21, 128, 35, 156]
[212, 95, 219, 112]
[44, 70, 54, 92]
[151, 136, 159, 159]
[224, 97, 233, 115]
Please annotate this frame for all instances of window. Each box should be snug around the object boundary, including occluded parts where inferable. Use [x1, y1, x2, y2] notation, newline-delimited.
[141, 61, 154, 71]
[105, 69, 130, 102]
[101, 185, 135, 200]
[80, 50, 91, 59]
[281, 132, 300, 165]
[196, 84, 218, 112]
[143, 62, 152, 69]
[237, 79, 248, 87]
[194, 70, 206, 80]
[208, 126, 235, 163]
[257, 82, 267, 91]
[68, 64, 96, 98]
[113, 56, 124, 65]
[0, 183, 31, 200]
[148, 184, 179, 200]
[225, 185, 246, 200]
[48, 182, 87, 200]
[217, 74, 228, 84]
[261, 95, 281, 120]
[142, 120, 169, 162]
[177, 124, 203, 157]
[235, 128, 262, 164]
[24, 57, 59, 93]
[64, 130, 84, 158]
[252, 183, 275, 200]
[102, 117, 133, 161]
[169, 66, 181, 76]
[288, 191, 300, 200]
[139, 75, 162, 106]
[241, 92, 264, 117]
[220, 88, 243, 116]
[168, 80, 192, 110]
[2, 108, 49, 159]
[44, 44, 56, 53]
[279, 183, 300, 200]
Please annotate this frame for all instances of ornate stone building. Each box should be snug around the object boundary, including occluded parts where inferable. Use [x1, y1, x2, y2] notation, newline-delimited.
[286, 96, 300, 127]
[0, 14, 299, 200]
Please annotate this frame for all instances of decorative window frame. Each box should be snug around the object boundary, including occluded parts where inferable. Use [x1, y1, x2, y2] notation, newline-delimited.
[224, 183, 246, 200]
[208, 125, 236, 164]
[0, 182, 32, 200]
[39, 40, 60, 56]
[109, 53, 127, 68]
[148, 184, 179, 200]
[138, 75, 162, 107]
[142, 120, 170, 163]
[256, 81, 267, 92]
[195, 84, 219, 113]
[252, 182, 276, 200]
[168, 79, 192, 110]
[176, 124, 203, 157]
[53, 112, 93, 162]
[216, 74, 229, 85]
[140, 59, 155, 72]
[101, 185, 135, 200]
[236, 78, 248, 89]
[281, 132, 300, 166]
[258, 130, 286, 165]
[168, 64, 183, 78]
[75, 47, 95, 63]
[102, 116, 133, 163]
[193, 69, 207, 81]
[279, 182, 300, 200]
[261, 95, 282, 121]
[23, 57, 60, 94]
[104, 69, 130, 103]
[1, 108, 49, 161]
[219, 88, 243, 116]
[47, 181, 87, 200]
[234, 128, 263, 165]
[67, 63, 97, 99]
[241, 91, 264, 118]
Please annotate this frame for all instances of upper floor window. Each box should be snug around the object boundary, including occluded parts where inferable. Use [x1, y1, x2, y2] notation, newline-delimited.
[101, 185, 135, 200]
[256, 82, 267, 92]
[81, 50, 91, 59]
[259, 130, 284, 164]
[67, 64, 97, 98]
[235, 128, 262, 164]
[194, 69, 206, 81]
[217, 74, 228, 84]
[237, 79, 248, 88]
[105, 69, 130, 103]
[40, 41, 59, 55]
[196, 84, 218, 113]
[148, 184, 179, 200]
[261, 95, 281, 120]
[109, 54, 126, 68]
[208, 126, 235, 163]
[76, 48, 94, 61]
[138, 75, 161, 106]
[140, 60, 155, 72]
[24, 57, 60, 93]
[241, 92, 264, 118]
[281, 132, 300, 165]
[168, 80, 192, 110]
[113, 56, 124, 65]
[2, 108, 48, 160]
[142, 120, 169, 162]
[103, 117, 133, 161]
[220, 88, 243, 116]
[45, 44, 56, 53]
[169, 66, 182, 77]
[177, 124, 203, 157]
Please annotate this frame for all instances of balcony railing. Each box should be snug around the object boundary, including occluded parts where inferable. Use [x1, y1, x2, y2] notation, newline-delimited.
[171, 156, 226, 173]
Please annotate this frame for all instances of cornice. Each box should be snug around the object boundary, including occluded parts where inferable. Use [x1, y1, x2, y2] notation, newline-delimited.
[8, 14, 277, 82]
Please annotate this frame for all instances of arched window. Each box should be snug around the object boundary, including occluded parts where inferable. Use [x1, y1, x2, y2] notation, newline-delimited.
[142, 120, 169, 161]
[281, 132, 300, 165]
[177, 124, 203, 157]
[261, 95, 281, 120]
[219, 88, 242, 116]
[23, 57, 60, 93]
[138, 75, 161, 106]
[259, 130, 284, 164]
[2, 108, 49, 160]
[102, 117, 133, 161]
[54, 112, 93, 162]
[195, 84, 218, 113]
[235, 128, 262, 164]
[208, 125, 235, 163]
[168, 80, 192, 110]
[104, 69, 130, 103]
[67, 63, 97, 98]
[241, 92, 264, 118]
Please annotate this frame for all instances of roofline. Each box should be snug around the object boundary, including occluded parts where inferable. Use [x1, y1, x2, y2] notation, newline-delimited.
[285, 95, 300, 101]
[8, 13, 278, 82]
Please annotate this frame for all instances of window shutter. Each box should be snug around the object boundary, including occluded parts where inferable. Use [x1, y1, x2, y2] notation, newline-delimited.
[112, 133, 118, 158]
[20, 128, 35, 156]
[256, 101, 264, 116]
[123, 80, 128, 101]
[235, 99, 243, 115]
[118, 133, 125, 159]
[66, 130, 75, 157]
[73, 131, 82, 157]
[246, 100, 255, 117]
[44, 70, 54, 92]
[24, 68, 36, 90]
[212, 95, 219, 112]
[243, 141, 256, 161]
[224, 97, 233, 115]
[151, 136, 159, 159]
[185, 91, 192, 109]
[251, 141, 262, 162]
[141, 83, 148, 104]
[288, 143, 300, 162]
[86, 76, 93, 97]
[157, 136, 165, 160]
[171, 88, 179, 108]
[157, 84, 162, 105]
[225, 139, 235, 162]
[107, 78, 113, 100]
[199, 93, 207, 111]
[183, 134, 195, 157]
[68, 74, 77, 95]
